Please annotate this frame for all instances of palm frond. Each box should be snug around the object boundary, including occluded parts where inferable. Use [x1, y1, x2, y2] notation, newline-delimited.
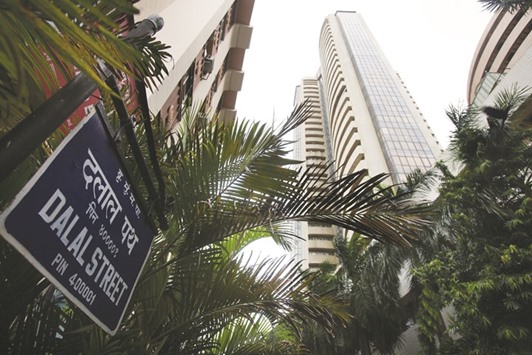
[400, 168, 440, 197]
[216, 228, 279, 260]
[446, 103, 479, 130]
[213, 316, 273, 354]
[8, 287, 71, 355]
[484, 84, 531, 125]
[134, 250, 347, 353]
[477, 0, 532, 13]
[0, 0, 170, 133]
[159, 104, 430, 260]
[213, 316, 308, 354]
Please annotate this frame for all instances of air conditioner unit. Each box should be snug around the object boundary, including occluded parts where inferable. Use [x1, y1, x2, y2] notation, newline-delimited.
[202, 57, 214, 77]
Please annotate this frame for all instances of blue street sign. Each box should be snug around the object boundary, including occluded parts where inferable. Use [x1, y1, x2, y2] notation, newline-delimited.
[0, 109, 155, 334]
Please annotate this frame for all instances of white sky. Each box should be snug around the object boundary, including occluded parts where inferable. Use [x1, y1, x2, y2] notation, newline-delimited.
[236, 0, 493, 148]
[236, 0, 494, 259]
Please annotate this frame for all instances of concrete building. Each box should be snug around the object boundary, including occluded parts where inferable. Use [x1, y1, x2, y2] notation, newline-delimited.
[467, 9, 532, 128]
[293, 11, 442, 270]
[293, 79, 337, 269]
[135, 0, 255, 129]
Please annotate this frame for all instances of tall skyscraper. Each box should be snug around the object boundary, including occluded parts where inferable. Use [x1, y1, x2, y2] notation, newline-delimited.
[293, 11, 442, 270]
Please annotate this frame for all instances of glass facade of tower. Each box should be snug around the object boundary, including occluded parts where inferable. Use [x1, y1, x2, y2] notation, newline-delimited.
[336, 12, 437, 182]
[294, 11, 442, 270]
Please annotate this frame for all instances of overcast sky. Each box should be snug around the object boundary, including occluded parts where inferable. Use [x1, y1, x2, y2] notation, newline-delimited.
[236, 0, 493, 148]
[236, 0, 494, 258]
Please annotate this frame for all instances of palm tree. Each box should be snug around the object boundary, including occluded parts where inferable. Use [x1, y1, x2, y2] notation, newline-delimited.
[297, 168, 444, 355]
[131, 105, 429, 353]
[2, 105, 430, 353]
[334, 234, 411, 355]
[1, 1, 432, 353]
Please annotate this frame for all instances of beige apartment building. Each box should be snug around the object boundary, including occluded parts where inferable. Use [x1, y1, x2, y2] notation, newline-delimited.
[135, 0, 255, 129]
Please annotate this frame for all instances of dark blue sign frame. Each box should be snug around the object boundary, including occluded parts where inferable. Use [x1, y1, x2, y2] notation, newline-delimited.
[0, 109, 155, 334]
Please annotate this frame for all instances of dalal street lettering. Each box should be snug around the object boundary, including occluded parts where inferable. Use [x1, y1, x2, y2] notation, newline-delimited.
[39, 188, 129, 306]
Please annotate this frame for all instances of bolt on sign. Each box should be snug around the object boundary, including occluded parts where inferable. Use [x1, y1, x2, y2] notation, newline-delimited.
[0, 109, 155, 335]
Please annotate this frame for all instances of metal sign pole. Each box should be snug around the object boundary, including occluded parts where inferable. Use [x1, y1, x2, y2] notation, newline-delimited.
[0, 15, 164, 183]
[0, 74, 98, 181]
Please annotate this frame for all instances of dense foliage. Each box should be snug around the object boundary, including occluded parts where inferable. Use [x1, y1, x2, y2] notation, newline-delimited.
[415, 90, 532, 354]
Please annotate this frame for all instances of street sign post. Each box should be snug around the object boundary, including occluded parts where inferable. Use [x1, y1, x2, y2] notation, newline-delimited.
[0, 109, 155, 334]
